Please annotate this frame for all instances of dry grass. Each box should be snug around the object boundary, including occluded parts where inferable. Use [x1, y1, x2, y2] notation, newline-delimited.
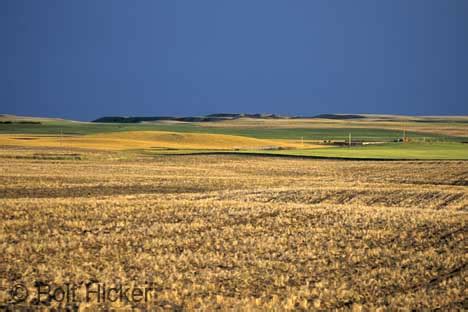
[0, 147, 467, 310]
[0, 131, 313, 151]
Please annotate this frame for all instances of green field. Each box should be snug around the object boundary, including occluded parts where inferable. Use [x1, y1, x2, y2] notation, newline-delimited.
[142, 143, 468, 160]
[246, 142, 468, 160]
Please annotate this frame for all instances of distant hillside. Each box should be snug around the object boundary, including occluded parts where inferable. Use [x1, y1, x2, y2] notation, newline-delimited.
[311, 114, 365, 120]
[92, 113, 366, 123]
[93, 116, 234, 123]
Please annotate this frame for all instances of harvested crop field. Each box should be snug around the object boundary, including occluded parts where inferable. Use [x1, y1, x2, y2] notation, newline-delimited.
[0, 148, 467, 310]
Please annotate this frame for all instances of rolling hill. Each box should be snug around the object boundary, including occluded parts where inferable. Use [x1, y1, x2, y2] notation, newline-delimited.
[0, 131, 309, 151]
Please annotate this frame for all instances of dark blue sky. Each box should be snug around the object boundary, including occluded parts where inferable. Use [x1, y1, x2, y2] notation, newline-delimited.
[2, 0, 467, 121]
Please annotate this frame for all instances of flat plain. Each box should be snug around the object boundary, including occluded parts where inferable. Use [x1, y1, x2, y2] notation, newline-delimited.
[0, 114, 467, 310]
[0, 146, 466, 310]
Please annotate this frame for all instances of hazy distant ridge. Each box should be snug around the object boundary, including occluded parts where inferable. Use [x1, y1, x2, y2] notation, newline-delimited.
[92, 113, 365, 123]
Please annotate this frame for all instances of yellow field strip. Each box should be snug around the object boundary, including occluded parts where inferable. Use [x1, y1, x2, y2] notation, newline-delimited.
[0, 131, 319, 151]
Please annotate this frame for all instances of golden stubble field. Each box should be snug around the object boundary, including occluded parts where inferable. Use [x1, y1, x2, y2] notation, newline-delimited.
[0, 147, 467, 310]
